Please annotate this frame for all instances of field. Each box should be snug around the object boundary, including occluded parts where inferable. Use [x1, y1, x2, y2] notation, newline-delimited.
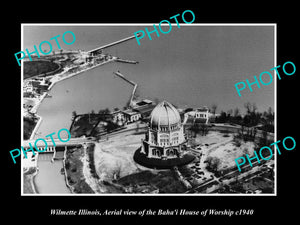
[194, 131, 256, 171]
[24, 60, 60, 79]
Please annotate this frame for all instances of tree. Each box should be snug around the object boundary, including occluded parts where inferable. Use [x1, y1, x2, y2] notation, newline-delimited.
[190, 123, 200, 137]
[233, 108, 240, 117]
[98, 108, 110, 115]
[105, 121, 119, 133]
[243, 102, 261, 127]
[227, 109, 233, 117]
[211, 104, 217, 115]
[244, 102, 252, 115]
[104, 108, 110, 114]
[72, 111, 77, 118]
[244, 102, 257, 115]
[199, 123, 209, 136]
[216, 111, 228, 123]
[206, 156, 221, 173]
[266, 107, 274, 125]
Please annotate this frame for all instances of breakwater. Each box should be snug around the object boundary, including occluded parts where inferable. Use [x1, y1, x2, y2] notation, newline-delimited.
[113, 71, 138, 107]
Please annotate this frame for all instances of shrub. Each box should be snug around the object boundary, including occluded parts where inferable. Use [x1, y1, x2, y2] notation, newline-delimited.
[86, 144, 99, 179]
[233, 135, 242, 147]
[65, 161, 70, 170]
[206, 156, 221, 172]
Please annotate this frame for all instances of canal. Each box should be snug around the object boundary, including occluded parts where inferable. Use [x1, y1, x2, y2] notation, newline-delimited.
[34, 152, 71, 194]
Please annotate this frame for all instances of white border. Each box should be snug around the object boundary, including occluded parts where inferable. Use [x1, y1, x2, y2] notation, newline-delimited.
[21, 23, 277, 196]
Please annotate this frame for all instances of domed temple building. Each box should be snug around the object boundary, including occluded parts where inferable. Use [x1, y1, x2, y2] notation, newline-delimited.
[134, 101, 196, 169]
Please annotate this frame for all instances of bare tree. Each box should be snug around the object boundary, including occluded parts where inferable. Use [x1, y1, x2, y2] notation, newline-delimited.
[190, 123, 200, 137]
[233, 108, 240, 117]
[244, 102, 252, 115]
[251, 103, 257, 113]
[227, 109, 233, 116]
[211, 104, 217, 115]
[267, 107, 274, 125]
[199, 123, 209, 136]
[72, 111, 77, 118]
[211, 103, 218, 115]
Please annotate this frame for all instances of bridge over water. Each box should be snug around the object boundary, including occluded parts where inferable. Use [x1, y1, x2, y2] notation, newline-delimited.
[22, 137, 91, 153]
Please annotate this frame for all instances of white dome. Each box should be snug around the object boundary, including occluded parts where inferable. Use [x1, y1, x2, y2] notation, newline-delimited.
[150, 101, 181, 130]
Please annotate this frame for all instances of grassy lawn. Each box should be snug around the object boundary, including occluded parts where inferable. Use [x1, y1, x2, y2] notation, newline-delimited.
[23, 116, 38, 140]
[70, 113, 119, 138]
[70, 114, 100, 137]
[24, 60, 60, 79]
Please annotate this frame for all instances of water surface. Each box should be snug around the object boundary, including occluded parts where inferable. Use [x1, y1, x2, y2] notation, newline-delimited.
[35, 153, 70, 194]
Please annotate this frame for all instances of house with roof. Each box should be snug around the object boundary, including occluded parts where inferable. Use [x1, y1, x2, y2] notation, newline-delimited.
[132, 99, 157, 119]
[111, 110, 126, 126]
[183, 106, 215, 124]
[122, 109, 141, 123]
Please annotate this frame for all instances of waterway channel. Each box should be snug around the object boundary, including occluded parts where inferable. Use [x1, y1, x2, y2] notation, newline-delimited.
[34, 152, 70, 194]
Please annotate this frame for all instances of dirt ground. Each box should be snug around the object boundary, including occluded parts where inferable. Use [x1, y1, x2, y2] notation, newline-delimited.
[94, 131, 148, 180]
[194, 131, 256, 170]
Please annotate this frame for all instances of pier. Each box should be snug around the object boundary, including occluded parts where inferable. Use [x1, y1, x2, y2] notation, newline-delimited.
[113, 71, 138, 107]
[88, 34, 138, 55]
[115, 57, 138, 64]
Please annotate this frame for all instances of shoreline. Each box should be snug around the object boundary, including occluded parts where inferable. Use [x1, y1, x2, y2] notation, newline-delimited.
[22, 56, 138, 194]
[26, 57, 118, 140]
[48, 57, 116, 90]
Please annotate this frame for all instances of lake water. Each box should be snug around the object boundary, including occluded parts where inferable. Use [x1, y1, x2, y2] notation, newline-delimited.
[35, 63, 133, 138]
[27, 26, 275, 139]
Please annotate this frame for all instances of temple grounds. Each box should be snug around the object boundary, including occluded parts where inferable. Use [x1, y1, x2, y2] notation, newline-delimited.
[93, 129, 186, 193]
[29, 127, 271, 194]
[91, 129, 259, 193]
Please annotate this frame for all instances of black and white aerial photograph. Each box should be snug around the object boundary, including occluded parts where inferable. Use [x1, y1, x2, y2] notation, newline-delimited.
[21, 24, 276, 195]
[4, 3, 300, 225]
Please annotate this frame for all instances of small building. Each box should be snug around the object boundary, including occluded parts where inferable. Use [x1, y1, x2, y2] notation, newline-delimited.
[23, 81, 34, 93]
[134, 99, 154, 107]
[111, 110, 125, 125]
[184, 106, 214, 124]
[132, 99, 156, 119]
[122, 109, 141, 123]
[134, 104, 157, 119]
